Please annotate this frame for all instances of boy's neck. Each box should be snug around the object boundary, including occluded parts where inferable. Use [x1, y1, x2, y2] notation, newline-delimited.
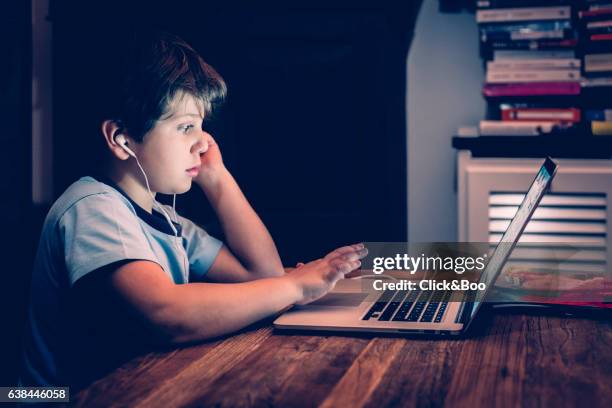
[106, 170, 156, 214]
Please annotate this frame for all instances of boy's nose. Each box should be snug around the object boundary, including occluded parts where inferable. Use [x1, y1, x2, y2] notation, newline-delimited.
[192, 136, 209, 155]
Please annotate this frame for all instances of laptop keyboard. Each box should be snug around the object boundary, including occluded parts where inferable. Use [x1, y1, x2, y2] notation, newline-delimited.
[362, 289, 451, 323]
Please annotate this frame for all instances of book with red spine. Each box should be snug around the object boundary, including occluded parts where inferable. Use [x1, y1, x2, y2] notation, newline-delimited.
[591, 33, 612, 40]
[483, 81, 581, 97]
[579, 8, 612, 18]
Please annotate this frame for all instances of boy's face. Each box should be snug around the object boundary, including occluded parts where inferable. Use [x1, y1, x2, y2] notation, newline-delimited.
[133, 92, 207, 194]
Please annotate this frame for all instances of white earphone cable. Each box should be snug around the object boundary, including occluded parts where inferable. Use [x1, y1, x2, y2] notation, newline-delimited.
[172, 194, 178, 224]
[133, 155, 178, 237]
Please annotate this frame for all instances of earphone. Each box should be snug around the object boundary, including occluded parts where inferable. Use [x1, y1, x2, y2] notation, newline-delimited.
[114, 134, 137, 158]
[114, 133, 188, 274]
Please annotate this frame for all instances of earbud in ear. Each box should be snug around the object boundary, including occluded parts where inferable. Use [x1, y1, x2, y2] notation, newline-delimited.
[114, 134, 136, 158]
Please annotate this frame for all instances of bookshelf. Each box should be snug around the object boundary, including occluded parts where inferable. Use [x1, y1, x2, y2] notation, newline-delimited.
[465, 0, 612, 139]
[454, 1, 611, 281]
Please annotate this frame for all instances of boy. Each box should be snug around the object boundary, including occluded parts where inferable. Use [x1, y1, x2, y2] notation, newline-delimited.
[20, 31, 367, 389]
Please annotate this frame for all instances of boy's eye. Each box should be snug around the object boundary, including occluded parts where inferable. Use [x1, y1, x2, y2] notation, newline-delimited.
[179, 124, 194, 133]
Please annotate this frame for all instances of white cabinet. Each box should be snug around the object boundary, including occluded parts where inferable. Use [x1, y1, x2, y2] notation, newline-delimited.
[457, 151, 612, 277]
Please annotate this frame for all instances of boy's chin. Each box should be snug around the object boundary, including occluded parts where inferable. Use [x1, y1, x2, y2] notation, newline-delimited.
[176, 182, 192, 194]
[161, 180, 192, 195]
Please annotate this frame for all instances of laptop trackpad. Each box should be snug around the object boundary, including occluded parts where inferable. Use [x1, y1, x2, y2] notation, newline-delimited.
[302, 292, 369, 307]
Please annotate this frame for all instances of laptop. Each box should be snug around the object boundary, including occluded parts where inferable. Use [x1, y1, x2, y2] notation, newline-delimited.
[274, 157, 558, 336]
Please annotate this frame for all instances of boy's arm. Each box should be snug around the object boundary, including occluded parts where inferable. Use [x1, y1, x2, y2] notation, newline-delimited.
[195, 134, 284, 281]
[109, 260, 299, 343]
[87, 244, 365, 344]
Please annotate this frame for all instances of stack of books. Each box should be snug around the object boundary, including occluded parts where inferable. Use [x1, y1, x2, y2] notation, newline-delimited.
[476, 1, 582, 136]
[579, 0, 612, 135]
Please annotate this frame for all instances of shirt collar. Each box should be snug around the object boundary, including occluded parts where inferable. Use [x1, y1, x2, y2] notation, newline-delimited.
[91, 173, 183, 237]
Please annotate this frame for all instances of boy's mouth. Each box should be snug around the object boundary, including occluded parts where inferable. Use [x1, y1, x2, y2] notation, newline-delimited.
[186, 166, 200, 177]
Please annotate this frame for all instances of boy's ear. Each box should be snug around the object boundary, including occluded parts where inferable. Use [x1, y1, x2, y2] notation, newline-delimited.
[101, 120, 132, 160]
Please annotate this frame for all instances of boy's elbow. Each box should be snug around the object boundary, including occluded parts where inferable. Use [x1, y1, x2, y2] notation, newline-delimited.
[110, 261, 216, 345]
[144, 293, 213, 345]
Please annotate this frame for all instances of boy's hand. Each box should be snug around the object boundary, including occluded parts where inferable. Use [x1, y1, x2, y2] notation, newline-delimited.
[284, 243, 368, 305]
[194, 132, 226, 189]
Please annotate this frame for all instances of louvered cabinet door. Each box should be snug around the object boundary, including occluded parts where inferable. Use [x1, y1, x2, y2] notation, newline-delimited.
[457, 152, 612, 278]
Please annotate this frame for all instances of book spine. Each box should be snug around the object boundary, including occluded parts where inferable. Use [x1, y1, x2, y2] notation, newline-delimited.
[581, 77, 612, 87]
[478, 0, 572, 9]
[510, 29, 567, 41]
[480, 20, 571, 32]
[587, 26, 612, 35]
[591, 33, 612, 40]
[487, 69, 581, 83]
[590, 3, 612, 11]
[482, 28, 572, 42]
[587, 20, 612, 29]
[501, 108, 581, 122]
[483, 82, 581, 96]
[484, 38, 578, 51]
[592, 121, 612, 135]
[479, 120, 558, 136]
[487, 58, 581, 70]
[579, 8, 612, 18]
[585, 109, 612, 121]
[493, 50, 575, 59]
[477, 6, 571, 23]
[584, 53, 612, 72]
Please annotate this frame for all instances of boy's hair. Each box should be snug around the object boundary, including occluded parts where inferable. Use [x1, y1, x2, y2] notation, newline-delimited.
[103, 30, 227, 142]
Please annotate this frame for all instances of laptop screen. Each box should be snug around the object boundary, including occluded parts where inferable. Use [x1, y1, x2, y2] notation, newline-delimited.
[470, 157, 557, 319]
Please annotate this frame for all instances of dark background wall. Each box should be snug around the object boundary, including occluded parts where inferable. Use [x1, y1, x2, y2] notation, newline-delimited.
[0, 0, 32, 386]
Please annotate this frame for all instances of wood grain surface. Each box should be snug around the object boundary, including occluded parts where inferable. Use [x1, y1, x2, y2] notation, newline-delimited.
[73, 311, 612, 408]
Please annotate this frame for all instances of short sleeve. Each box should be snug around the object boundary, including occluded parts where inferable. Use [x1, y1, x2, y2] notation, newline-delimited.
[173, 214, 223, 281]
[58, 193, 160, 286]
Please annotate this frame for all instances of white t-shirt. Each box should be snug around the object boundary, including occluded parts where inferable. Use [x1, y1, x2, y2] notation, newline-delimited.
[20, 176, 223, 388]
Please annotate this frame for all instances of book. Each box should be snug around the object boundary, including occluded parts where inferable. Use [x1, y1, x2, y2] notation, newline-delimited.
[479, 120, 565, 135]
[589, 2, 612, 11]
[486, 69, 581, 83]
[579, 8, 612, 18]
[493, 49, 575, 60]
[585, 109, 612, 120]
[477, 0, 573, 9]
[489, 29, 572, 42]
[501, 107, 581, 122]
[480, 20, 572, 34]
[581, 76, 612, 88]
[480, 20, 574, 42]
[591, 120, 612, 134]
[487, 58, 581, 70]
[477, 6, 571, 23]
[584, 53, 612, 72]
[482, 38, 578, 53]
[591, 33, 612, 40]
[586, 20, 612, 29]
[587, 25, 612, 35]
[483, 81, 581, 97]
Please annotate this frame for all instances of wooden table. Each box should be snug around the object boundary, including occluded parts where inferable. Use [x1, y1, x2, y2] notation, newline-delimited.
[73, 309, 611, 407]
